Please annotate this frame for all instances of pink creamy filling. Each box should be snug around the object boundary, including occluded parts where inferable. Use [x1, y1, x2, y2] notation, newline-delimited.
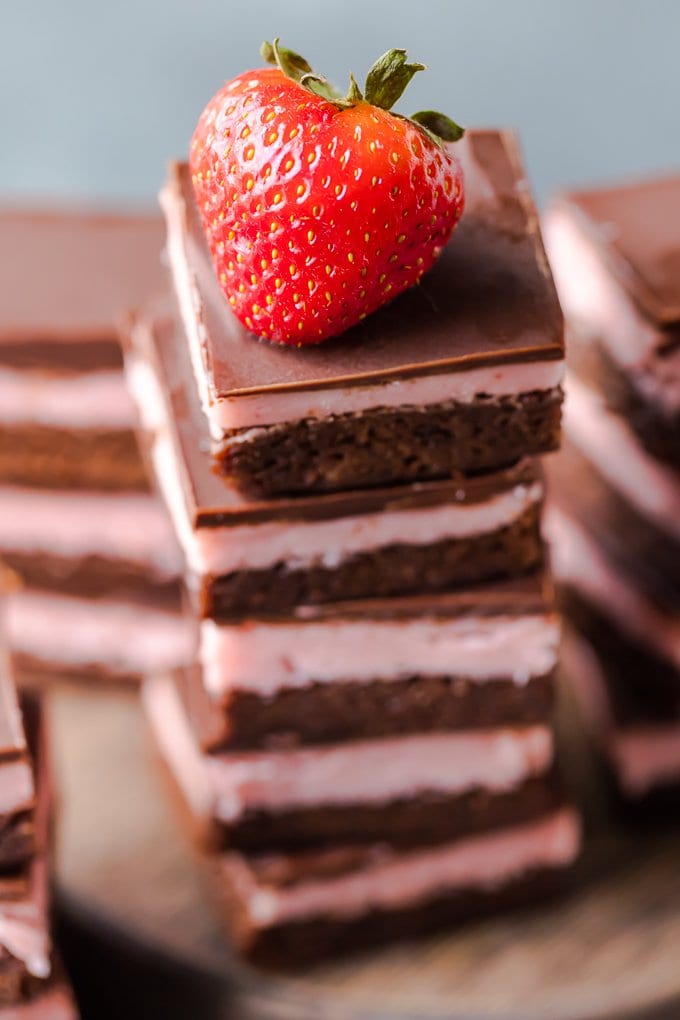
[0, 367, 136, 429]
[0, 487, 182, 576]
[127, 350, 544, 574]
[563, 631, 680, 796]
[565, 374, 680, 540]
[162, 185, 564, 433]
[143, 675, 553, 820]
[199, 613, 559, 697]
[226, 808, 580, 925]
[6, 590, 195, 675]
[545, 507, 680, 669]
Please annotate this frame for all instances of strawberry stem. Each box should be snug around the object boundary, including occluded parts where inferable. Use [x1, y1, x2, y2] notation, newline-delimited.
[260, 40, 464, 146]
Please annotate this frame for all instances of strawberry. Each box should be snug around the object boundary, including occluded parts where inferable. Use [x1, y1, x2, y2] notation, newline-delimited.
[190, 40, 465, 346]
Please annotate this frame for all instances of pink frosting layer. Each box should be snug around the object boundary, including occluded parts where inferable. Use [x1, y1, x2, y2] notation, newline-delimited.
[163, 185, 564, 433]
[6, 590, 195, 676]
[143, 675, 553, 820]
[544, 208, 680, 416]
[565, 374, 680, 540]
[128, 348, 544, 573]
[228, 808, 580, 925]
[200, 613, 560, 697]
[0, 487, 182, 576]
[0, 367, 136, 429]
[563, 631, 680, 796]
[546, 507, 680, 669]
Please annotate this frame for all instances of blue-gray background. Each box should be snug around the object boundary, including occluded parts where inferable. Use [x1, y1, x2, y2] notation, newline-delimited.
[2, 0, 679, 207]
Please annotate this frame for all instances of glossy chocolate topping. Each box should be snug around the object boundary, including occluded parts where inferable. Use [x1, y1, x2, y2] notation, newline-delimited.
[562, 174, 680, 334]
[0, 209, 166, 357]
[168, 128, 563, 399]
[125, 303, 542, 527]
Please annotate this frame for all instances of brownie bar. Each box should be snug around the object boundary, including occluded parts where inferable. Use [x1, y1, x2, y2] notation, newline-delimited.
[568, 327, 680, 472]
[125, 304, 547, 617]
[550, 440, 680, 612]
[0, 424, 147, 490]
[545, 180, 680, 470]
[163, 130, 563, 496]
[216, 808, 580, 967]
[218, 390, 562, 498]
[181, 664, 554, 752]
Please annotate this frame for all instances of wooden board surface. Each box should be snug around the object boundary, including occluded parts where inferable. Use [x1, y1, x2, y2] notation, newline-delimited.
[50, 682, 680, 1020]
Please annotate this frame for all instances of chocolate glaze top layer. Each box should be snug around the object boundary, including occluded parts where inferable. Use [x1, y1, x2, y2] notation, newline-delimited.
[561, 175, 680, 333]
[168, 129, 563, 398]
[125, 302, 542, 527]
[0, 209, 165, 365]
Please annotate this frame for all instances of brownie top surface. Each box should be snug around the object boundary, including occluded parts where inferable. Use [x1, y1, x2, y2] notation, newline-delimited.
[0, 208, 166, 345]
[169, 128, 563, 399]
[562, 174, 680, 330]
[128, 302, 540, 526]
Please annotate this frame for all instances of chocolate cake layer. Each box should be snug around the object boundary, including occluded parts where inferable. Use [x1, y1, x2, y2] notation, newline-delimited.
[163, 129, 564, 495]
[181, 663, 554, 752]
[0, 424, 146, 491]
[125, 305, 546, 615]
[0, 634, 36, 869]
[217, 808, 580, 967]
[216, 777, 564, 853]
[216, 391, 562, 498]
[198, 505, 543, 617]
[550, 439, 680, 611]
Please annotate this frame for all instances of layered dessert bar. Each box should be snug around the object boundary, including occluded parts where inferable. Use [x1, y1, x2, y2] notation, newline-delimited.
[547, 503, 680, 805]
[544, 173, 680, 806]
[544, 174, 680, 470]
[0, 586, 77, 1014]
[145, 671, 578, 966]
[124, 305, 545, 619]
[162, 130, 564, 497]
[0, 210, 193, 683]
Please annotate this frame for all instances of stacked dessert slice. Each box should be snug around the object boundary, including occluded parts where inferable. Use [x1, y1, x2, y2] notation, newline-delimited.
[128, 129, 580, 964]
[0, 575, 77, 1016]
[545, 174, 680, 807]
[0, 210, 193, 683]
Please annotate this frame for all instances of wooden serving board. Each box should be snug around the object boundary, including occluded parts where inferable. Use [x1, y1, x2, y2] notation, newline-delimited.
[50, 682, 680, 1020]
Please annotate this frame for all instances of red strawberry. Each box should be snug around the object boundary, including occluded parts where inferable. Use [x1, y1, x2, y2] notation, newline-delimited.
[190, 41, 465, 346]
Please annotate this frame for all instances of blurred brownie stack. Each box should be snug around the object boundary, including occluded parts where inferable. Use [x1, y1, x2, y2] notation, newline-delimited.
[127, 129, 580, 965]
[0, 574, 77, 1016]
[545, 175, 680, 808]
[0, 210, 193, 683]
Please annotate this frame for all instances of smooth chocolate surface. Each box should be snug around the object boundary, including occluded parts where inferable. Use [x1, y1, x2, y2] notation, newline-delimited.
[180, 663, 555, 752]
[562, 175, 680, 331]
[127, 303, 544, 525]
[0, 209, 165, 355]
[170, 128, 563, 400]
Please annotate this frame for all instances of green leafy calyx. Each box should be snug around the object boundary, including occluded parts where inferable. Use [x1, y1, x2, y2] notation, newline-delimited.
[260, 40, 464, 147]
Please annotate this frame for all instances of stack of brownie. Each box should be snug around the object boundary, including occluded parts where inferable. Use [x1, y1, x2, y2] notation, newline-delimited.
[0, 575, 76, 1016]
[545, 175, 680, 807]
[0, 210, 194, 684]
[127, 129, 580, 965]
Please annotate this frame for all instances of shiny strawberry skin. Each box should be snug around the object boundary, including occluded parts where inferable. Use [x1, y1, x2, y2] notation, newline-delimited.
[190, 67, 464, 345]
